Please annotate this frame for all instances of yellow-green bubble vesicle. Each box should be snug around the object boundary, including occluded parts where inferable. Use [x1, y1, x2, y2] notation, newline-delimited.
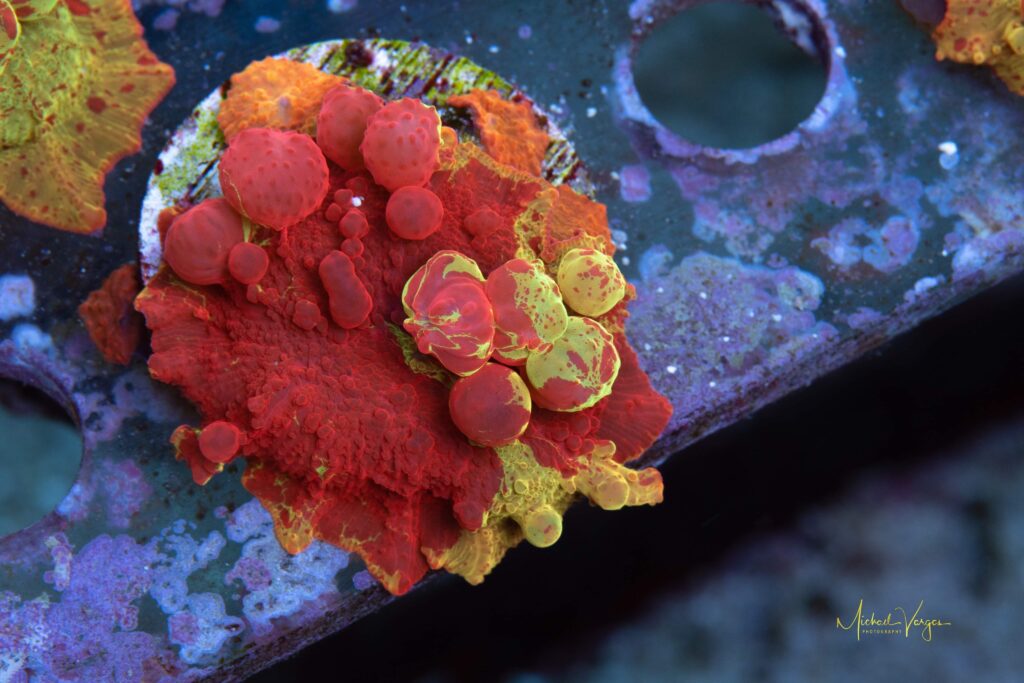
[484, 258, 568, 365]
[401, 250, 496, 376]
[525, 316, 620, 412]
[556, 248, 627, 317]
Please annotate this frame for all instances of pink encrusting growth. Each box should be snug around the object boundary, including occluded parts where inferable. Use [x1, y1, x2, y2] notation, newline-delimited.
[138, 69, 672, 595]
[219, 128, 330, 230]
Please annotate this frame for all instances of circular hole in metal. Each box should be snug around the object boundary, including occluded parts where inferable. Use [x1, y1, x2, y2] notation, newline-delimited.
[632, 1, 828, 150]
[0, 377, 82, 538]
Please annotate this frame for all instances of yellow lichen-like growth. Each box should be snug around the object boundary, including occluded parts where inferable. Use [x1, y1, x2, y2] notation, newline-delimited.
[217, 57, 346, 140]
[557, 247, 627, 318]
[933, 0, 1024, 95]
[0, 0, 175, 233]
[566, 440, 665, 510]
[425, 438, 662, 584]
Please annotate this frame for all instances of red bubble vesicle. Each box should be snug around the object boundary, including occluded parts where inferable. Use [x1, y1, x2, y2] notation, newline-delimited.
[449, 364, 531, 446]
[360, 98, 441, 191]
[316, 83, 383, 170]
[219, 127, 330, 230]
[228, 242, 269, 285]
[319, 250, 373, 329]
[163, 198, 244, 285]
[386, 186, 444, 240]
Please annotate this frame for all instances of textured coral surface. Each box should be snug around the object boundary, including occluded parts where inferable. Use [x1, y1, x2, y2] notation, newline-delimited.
[217, 57, 344, 140]
[933, 0, 1024, 94]
[0, 0, 174, 232]
[136, 67, 670, 595]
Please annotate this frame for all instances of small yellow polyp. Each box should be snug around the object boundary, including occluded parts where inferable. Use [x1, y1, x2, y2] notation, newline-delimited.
[566, 441, 664, 511]
[515, 504, 563, 547]
[556, 248, 627, 317]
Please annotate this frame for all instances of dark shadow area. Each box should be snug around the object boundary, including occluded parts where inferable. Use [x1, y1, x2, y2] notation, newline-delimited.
[0, 379, 81, 538]
[632, 1, 828, 149]
[254, 268, 1024, 683]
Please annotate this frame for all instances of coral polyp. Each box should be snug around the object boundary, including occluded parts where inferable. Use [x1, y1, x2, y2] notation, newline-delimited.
[136, 53, 671, 595]
[0, 0, 174, 232]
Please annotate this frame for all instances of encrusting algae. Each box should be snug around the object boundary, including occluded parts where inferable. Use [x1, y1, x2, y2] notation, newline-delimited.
[0, 0, 174, 232]
[136, 58, 672, 595]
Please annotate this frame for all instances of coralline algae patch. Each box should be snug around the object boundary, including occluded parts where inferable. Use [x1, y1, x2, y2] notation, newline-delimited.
[0, 0, 175, 233]
[0, 500, 352, 678]
[811, 216, 920, 274]
[932, 0, 1024, 95]
[628, 252, 836, 433]
[0, 273, 35, 321]
[136, 59, 672, 596]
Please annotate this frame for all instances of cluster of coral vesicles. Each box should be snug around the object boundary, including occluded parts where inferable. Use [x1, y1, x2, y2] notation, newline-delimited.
[0, 0, 175, 232]
[136, 57, 672, 595]
[933, 0, 1024, 95]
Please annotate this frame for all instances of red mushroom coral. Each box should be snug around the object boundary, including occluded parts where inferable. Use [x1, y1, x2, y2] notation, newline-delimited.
[78, 263, 144, 366]
[360, 97, 441, 191]
[219, 128, 330, 231]
[0, 0, 175, 233]
[557, 247, 627, 317]
[139, 77, 672, 595]
[316, 83, 383, 170]
[198, 421, 243, 463]
[163, 198, 244, 286]
[449, 363, 532, 446]
[401, 250, 495, 376]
